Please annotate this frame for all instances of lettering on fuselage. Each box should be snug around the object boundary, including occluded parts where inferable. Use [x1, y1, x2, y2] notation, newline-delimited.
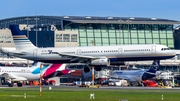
[41, 50, 54, 55]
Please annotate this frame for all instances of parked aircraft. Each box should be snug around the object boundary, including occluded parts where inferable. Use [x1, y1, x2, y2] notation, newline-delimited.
[111, 60, 161, 86]
[0, 62, 72, 87]
[0, 25, 175, 72]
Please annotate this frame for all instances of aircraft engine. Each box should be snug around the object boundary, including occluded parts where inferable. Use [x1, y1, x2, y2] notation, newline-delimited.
[90, 58, 110, 66]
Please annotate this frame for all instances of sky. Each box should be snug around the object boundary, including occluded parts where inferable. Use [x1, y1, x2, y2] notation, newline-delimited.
[0, 0, 180, 21]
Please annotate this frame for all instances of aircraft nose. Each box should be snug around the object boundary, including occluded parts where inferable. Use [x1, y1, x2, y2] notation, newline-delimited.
[171, 50, 176, 56]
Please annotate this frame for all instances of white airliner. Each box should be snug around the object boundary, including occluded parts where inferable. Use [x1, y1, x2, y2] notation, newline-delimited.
[1, 25, 176, 72]
[0, 62, 72, 87]
[111, 60, 161, 86]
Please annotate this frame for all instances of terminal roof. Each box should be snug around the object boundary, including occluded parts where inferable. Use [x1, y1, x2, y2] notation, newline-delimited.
[1, 16, 180, 24]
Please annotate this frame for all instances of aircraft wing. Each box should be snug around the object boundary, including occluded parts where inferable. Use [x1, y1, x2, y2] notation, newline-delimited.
[0, 47, 25, 56]
[111, 76, 129, 80]
[0, 46, 7, 54]
[8, 50, 26, 56]
[0, 73, 16, 79]
[0, 73, 27, 81]
[52, 52, 101, 62]
[111, 76, 136, 82]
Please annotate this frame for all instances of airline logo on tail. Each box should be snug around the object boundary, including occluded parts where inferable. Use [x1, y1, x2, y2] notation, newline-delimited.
[32, 66, 49, 74]
[42, 64, 63, 78]
[31, 63, 71, 79]
[10, 25, 36, 50]
[42, 64, 71, 79]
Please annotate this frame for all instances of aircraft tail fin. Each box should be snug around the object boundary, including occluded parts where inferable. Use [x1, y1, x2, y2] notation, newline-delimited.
[10, 25, 36, 50]
[147, 60, 160, 73]
[31, 61, 41, 68]
[42, 64, 69, 79]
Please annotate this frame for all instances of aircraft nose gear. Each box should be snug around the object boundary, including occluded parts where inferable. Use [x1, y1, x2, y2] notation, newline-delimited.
[84, 67, 90, 73]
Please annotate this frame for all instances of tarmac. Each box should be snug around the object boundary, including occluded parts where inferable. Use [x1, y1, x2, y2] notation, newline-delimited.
[0, 85, 180, 92]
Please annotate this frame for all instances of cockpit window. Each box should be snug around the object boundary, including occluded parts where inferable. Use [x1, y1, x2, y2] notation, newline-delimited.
[161, 48, 170, 51]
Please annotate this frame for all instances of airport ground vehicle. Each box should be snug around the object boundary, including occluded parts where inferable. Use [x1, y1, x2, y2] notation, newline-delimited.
[142, 80, 157, 87]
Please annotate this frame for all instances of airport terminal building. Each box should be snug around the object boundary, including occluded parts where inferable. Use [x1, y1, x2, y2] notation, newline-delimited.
[0, 16, 180, 83]
[0, 16, 179, 48]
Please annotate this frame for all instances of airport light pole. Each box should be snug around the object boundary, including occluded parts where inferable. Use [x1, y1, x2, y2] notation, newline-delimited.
[119, 14, 121, 45]
[127, 14, 129, 45]
[27, 12, 29, 38]
[27, 12, 29, 68]
[92, 41, 94, 86]
[40, 64, 42, 96]
[92, 66, 94, 86]
[36, 12, 37, 47]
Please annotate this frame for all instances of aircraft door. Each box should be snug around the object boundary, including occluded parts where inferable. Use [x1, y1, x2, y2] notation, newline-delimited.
[33, 49, 37, 58]
[77, 49, 81, 55]
[151, 45, 156, 54]
[118, 48, 123, 55]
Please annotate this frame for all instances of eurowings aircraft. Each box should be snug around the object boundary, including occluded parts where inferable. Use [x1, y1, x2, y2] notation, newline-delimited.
[1, 25, 175, 72]
[111, 60, 161, 86]
[0, 62, 72, 87]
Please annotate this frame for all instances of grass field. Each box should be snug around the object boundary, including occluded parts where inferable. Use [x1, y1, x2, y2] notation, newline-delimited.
[0, 88, 180, 101]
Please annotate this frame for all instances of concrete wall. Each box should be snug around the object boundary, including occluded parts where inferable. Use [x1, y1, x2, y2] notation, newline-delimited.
[55, 30, 78, 47]
[0, 29, 15, 48]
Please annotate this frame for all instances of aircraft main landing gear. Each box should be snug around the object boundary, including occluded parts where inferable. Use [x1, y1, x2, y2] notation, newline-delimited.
[17, 83, 22, 87]
[0, 77, 5, 85]
[8, 82, 14, 87]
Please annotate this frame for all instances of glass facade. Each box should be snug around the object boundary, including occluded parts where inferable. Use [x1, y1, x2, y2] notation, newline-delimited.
[65, 23, 174, 48]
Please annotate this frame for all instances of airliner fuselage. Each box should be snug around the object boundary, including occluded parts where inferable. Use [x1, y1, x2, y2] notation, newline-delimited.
[14, 44, 175, 63]
[7, 25, 176, 66]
